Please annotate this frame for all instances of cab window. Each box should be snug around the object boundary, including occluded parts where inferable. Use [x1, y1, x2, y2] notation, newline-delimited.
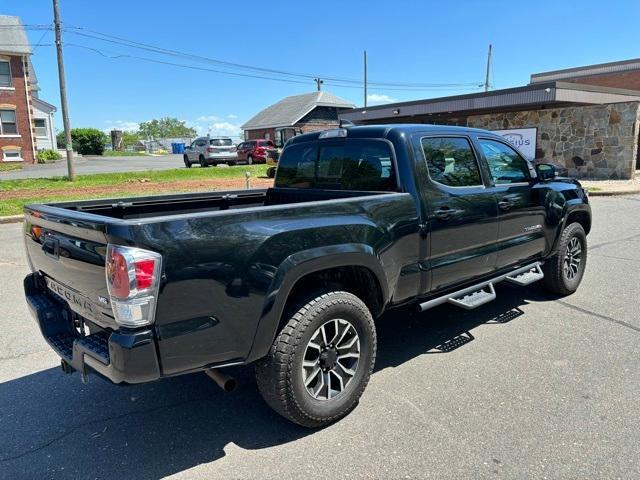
[479, 138, 530, 184]
[421, 137, 482, 187]
[276, 139, 397, 191]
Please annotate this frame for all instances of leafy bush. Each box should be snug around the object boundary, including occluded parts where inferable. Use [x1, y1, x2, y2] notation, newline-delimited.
[36, 149, 62, 164]
[56, 128, 108, 155]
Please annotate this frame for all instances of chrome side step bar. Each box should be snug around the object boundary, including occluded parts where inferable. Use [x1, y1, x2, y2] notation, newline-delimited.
[504, 263, 544, 286]
[418, 262, 543, 312]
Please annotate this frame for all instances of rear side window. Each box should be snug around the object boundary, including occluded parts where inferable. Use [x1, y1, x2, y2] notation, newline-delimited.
[276, 139, 397, 191]
[421, 137, 482, 187]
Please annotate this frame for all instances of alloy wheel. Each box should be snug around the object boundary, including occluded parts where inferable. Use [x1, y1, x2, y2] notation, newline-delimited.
[302, 319, 361, 401]
[564, 237, 582, 280]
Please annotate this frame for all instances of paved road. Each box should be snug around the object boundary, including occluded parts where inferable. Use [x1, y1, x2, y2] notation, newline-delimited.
[0, 154, 185, 180]
[0, 195, 638, 479]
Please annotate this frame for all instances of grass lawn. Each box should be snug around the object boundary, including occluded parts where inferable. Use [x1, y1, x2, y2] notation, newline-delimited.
[100, 150, 149, 157]
[0, 165, 270, 217]
[0, 163, 23, 172]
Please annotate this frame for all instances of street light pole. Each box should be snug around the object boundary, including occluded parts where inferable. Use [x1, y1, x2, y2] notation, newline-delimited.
[484, 44, 492, 93]
[52, 0, 75, 181]
[364, 50, 368, 108]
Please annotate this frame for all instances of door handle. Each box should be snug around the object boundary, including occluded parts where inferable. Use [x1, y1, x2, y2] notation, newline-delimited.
[433, 207, 458, 220]
[498, 199, 513, 211]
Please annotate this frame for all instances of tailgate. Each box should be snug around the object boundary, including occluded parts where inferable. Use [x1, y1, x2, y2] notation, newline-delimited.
[24, 206, 115, 329]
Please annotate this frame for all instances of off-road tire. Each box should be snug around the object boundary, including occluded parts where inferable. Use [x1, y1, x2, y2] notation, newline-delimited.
[255, 291, 376, 428]
[541, 222, 587, 295]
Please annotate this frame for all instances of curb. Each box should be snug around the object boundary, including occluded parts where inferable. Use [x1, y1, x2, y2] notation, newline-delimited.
[0, 215, 23, 224]
[587, 189, 640, 197]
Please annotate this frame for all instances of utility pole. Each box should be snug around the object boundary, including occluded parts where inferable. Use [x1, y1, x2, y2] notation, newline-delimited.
[314, 77, 323, 91]
[53, 0, 75, 181]
[484, 44, 492, 92]
[363, 50, 368, 108]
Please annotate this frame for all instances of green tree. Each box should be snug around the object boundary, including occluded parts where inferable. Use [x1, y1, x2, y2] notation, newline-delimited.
[122, 130, 141, 147]
[138, 117, 196, 139]
[56, 128, 108, 155]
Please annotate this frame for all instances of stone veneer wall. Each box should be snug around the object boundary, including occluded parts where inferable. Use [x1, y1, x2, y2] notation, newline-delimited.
[467, 101, 640, 179]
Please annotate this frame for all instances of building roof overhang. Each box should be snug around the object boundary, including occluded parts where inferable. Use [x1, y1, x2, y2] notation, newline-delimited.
[339, 81, 640, 123]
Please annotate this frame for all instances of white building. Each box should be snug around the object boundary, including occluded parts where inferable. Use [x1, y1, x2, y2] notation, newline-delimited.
[31, 97, 56, 151]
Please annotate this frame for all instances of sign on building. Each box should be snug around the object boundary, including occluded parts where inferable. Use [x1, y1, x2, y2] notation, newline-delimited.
[492, 128, 537, 160]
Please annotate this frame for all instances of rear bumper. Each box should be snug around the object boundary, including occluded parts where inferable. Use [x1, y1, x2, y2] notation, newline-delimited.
[205, 154, 238, 161]
[24, 273, 161, 384]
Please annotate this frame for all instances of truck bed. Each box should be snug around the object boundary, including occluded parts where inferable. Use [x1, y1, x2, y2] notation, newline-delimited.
[44, 187, 391, 220]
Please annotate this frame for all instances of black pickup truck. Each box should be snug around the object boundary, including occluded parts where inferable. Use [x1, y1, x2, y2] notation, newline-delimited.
[23, 124, 591, 427]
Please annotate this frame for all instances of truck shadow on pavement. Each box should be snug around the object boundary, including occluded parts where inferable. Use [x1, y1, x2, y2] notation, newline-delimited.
[0, 284, 553, 479]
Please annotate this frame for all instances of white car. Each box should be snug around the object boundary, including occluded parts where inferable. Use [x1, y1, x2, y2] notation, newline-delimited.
[184, 137, 238, 167]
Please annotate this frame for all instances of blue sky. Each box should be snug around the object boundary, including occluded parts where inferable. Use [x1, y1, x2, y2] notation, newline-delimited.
[4, 0, 640, 139]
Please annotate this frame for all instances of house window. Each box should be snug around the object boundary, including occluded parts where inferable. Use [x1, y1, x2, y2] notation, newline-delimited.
[3, 149, 22, 161]
[0, 61, 10, 87]
[0, 109, 18, 135]
[34, 118, 47, 137]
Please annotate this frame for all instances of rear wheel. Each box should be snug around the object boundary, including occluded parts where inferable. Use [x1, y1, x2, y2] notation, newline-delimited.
[228, 161, 237, 166]
[199, 155, 208, 168]
[542, 222, 587, 295]
[267, 166, 276, 178]
[183, 155, 191, 168]
[247, 155, 253, 165]
[255, 291, 376, 428]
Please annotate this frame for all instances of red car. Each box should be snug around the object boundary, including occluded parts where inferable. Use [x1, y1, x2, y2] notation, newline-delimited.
[236, 139, 277, 164]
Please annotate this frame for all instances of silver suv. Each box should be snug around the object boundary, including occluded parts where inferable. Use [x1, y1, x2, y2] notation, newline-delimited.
[184, 137, 238, 167]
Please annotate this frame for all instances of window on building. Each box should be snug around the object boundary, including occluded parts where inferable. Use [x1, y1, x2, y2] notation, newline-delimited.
[34, 118, 47, 137]
[421, 136, 482, 187]
[478, 138, 530, 184]
[0, 61, 10, 87]
[0, 109, 18, 135]
[3, 149, 22, 161]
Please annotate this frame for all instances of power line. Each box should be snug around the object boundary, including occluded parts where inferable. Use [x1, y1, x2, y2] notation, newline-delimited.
[62, 25, 482, 89]
[66, 42, 483, 92]
[1, 22, 484, 90]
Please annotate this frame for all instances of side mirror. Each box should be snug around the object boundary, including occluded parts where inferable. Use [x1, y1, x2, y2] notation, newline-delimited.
[536, 163, 556, 182]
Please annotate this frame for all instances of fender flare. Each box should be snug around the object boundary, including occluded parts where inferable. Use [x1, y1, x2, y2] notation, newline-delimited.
[550, 201, 591, 254]
[245, 243, 389, 362]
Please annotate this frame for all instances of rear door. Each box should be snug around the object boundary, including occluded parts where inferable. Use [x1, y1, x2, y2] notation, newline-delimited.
[236, 142, 246, 161]
[186, 139, 198, 162]
[415, 134, 499, 292]
[475, 136, 546, 269]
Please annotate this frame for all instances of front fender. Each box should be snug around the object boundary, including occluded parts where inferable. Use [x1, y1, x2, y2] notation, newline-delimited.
[245, 243, 388, 362]
[550, 200, 591, 255]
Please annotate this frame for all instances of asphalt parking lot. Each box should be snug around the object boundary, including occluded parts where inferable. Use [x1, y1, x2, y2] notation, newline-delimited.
[0, 154, 185, 180]
[0, 194, 638, 479]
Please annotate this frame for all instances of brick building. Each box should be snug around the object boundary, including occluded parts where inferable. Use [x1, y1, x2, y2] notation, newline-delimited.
[0, 16, 57, 165]
[340, 58, 640, 180]
[242, 91, 354, 147]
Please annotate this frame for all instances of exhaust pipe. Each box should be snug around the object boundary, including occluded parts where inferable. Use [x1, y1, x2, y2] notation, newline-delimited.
[205, 368, 237, 392]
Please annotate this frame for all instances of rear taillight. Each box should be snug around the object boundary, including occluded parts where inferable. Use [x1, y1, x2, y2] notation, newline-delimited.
[105, 244, 162, 328]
